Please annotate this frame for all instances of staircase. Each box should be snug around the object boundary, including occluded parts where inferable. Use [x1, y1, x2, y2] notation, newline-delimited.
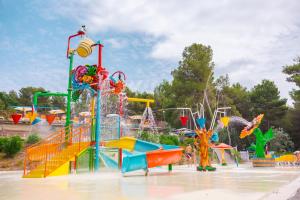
[23, 126, 91, 178]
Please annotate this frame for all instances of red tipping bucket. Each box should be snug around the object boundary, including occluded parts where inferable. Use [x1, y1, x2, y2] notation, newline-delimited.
[46, 114, 56, 125]
[180, 116, 188, 126]
[11, 114, 22, 124]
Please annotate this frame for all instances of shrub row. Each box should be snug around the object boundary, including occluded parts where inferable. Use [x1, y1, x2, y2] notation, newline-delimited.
[0, 134, 41, 158]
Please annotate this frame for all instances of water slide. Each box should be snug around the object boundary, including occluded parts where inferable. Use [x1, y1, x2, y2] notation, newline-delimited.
[99, 151, 118, 169]
[213, 149, 236, 165]
[104, 137, 183, 173]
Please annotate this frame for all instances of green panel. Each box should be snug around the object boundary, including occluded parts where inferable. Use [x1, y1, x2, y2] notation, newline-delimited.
[76, 147, 92, 173]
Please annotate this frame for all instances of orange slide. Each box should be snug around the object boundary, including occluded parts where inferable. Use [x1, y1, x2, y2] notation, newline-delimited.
[104, 137, 183, 173]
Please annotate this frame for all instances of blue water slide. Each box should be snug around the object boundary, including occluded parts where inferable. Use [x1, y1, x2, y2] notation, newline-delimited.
[134, 139, 161, 152]
[99, 152, 118, 169]
[122, 152, 148, 173]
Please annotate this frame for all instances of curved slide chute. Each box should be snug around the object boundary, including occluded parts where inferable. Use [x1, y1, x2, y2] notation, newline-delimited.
[104, 137, 183, 173]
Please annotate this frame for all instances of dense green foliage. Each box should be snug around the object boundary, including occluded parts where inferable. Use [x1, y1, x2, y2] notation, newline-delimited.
[181, 138, 194, 146]
[26, 134, 41, 145]
[282, 57, 300, 149]
[0, 137, 9, 152]
[270, 128, 294, 153]
[3, 136, 23, 157]
[138, 131, 159, 143]
[159, 135, 179, 146]
[250, 80, 287, 130]
[0, 86, 66, 117]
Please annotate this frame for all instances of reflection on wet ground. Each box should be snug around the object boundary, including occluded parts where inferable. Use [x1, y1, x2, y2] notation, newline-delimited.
[0, 164, 299, 200]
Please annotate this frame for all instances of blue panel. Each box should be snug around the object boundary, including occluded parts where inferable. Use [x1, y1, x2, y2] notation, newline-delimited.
[196, 117, 206, 128]
[99, 152, 118, 169]
[161, 144, 180, 150]
[211, 132, 219, 142]
[134, 139, 161, 152]
[122, 150, 133, 156]
[122, 153, 148, 173]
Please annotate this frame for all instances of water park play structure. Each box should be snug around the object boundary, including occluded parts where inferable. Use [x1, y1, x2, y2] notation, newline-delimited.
[21, 27, 299, 179]
[22, 27, 183, 178]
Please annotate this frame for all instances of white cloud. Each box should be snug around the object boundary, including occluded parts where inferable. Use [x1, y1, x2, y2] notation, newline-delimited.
[105, 38, 127, 49]
[45, 0, 300, 103]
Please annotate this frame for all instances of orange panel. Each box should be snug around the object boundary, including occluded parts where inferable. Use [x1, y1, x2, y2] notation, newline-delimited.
[146, 149, 183, 168]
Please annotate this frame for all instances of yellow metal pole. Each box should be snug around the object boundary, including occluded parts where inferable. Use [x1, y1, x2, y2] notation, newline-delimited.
[127, 97, 154, 107]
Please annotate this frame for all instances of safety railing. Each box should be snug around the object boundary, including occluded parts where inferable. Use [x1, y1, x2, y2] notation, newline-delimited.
[23, 125, 91, 177]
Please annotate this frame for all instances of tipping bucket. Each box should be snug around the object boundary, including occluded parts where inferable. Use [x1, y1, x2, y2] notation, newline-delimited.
[46, 114, 56, 125]
[196, 117, 206, 128]
[11, 114, 22, 124]
[77, 38, 94, 58]
[220, 116, 230, 127]
[180, 116, 188, 126]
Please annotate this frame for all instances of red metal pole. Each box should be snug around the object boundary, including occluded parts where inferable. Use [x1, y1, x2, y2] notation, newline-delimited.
[118, 94, 123, 168]
[79, 127, 82, 151]
[92, 43, 105, 71]
[66, 31, 85, 58]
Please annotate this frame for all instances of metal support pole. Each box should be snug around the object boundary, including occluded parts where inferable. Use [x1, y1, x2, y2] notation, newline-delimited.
[66, 53, 74, 130]
[94, 87, 101, 171]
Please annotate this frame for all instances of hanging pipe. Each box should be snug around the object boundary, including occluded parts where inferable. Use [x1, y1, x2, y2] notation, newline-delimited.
[66, 30, 85, 58]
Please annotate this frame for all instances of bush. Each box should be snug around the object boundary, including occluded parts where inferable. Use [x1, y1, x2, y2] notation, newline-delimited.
[3, 136, 23, 157]
[0, 137, 9, 152]
[26, 134, 41, 145]
[181, 138, 194, 147]
[159, 134, 179, 146]
[139, 131, 159, 143]
[270, 128, 294, 153]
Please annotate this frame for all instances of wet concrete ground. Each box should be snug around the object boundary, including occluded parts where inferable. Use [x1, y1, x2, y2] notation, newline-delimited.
[0, 164, 299, 200]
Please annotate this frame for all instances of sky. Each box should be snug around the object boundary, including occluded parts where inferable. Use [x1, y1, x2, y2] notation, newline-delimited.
[0, 0, 299, 104]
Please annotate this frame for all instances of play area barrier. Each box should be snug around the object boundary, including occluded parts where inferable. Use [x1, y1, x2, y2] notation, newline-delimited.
[23, 125, 91, 178]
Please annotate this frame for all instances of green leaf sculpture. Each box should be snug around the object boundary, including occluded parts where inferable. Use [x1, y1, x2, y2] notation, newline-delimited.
[253, 128, 274, 158]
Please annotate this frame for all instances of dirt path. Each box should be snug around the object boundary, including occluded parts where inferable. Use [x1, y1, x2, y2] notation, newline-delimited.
[0, 152, 24, 171]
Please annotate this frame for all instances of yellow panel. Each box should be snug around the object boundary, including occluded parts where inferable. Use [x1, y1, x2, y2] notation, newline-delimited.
[220, 116, 230, 127]
[48, 160, 70, 177]
[275, 155, 297, 162]
[104, 137, 136, 151]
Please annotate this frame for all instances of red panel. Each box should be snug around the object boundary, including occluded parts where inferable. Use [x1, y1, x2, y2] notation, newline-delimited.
[46, 114, 56, 125]
[180, 116, 188, 126]
[11, 114, 22, 124]
[146, 149, 183, 168]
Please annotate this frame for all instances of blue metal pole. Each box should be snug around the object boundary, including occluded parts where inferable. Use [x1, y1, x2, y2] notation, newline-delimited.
[117, 114, 122, 169]
[94, 88, 101, 171]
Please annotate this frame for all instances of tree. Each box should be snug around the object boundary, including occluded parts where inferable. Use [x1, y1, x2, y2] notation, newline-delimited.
[215, 75, 251, 117]
[270, 128, 294, 153]
[18, 87, 50, 106]
[0, 92, 9, 110]
[7, 90, 19, 106]
[222, 83, 252, 119]
[153, 44, 217, 128]
[171, 44, 216, 113]
[51, 96, 66, 110]
[250, 80, 287, 130]
[282, 57, 300, 148]
[154, 80, 175, 109]
[125, 87, 154, 115]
